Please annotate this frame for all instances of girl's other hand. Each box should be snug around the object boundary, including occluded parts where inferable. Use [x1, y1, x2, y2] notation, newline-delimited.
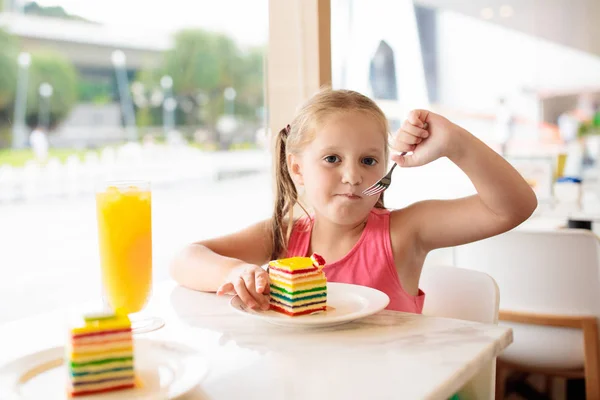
[217, 263, 271, 311]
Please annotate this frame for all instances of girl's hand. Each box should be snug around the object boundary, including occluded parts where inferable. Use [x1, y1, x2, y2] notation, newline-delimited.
[391, 109, 465, 167]
[217, 264, 270, 311]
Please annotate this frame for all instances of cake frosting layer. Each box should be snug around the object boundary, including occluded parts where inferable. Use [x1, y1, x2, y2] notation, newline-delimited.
[71, 328, 132, 339]
[70, 313, 132, 336]
[271, 298, 326, 310]
[269, 266, 317, 275]
[269, 269, 323, 280]
[270, 284, 327, 296]
[69, 379, 135, 395]
[69, 341, 133, 355]
[270, 291, 326, 304]
[71, 369, 134, 384]
[270, 302, 327, 316]
[270, 276, 326, 289]
[71, 365, 134, 376]
[269, 257, 316, 271]
[69, 349, 133, 363]
[71, 332, 133, 345]
[70, 383, 136, 397]
[70, 356, 133, 368]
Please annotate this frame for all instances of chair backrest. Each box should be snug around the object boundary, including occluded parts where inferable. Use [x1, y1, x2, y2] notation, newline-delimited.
[420, 265, 499, 324]
[420, 265, 500, 400]
[454, 229, 600, 369]
[454, 229, 600, 317]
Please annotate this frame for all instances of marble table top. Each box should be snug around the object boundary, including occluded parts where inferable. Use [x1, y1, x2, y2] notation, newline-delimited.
[0, 281, 512, 400]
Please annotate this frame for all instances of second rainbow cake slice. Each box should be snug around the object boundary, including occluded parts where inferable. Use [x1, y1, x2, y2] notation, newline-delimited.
[268, 253, 327, 316]
[66, 312, 135, 397]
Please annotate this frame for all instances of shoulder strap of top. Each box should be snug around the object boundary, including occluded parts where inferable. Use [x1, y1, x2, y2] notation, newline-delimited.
[285, 216, 312, 258]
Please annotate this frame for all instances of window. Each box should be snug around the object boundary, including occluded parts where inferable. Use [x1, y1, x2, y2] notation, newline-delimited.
[0, 0, 270, 323]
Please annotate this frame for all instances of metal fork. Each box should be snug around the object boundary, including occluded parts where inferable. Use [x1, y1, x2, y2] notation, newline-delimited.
[362, 122, 427, 196]
[362, 158, 404, 196]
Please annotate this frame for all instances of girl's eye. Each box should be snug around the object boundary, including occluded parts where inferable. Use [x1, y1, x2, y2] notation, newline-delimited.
[362, 157, 377, 166]
[324, 155, 340, 163]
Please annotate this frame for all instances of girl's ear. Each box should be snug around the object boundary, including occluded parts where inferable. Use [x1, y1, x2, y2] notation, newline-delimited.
[287, 153, 304, 186]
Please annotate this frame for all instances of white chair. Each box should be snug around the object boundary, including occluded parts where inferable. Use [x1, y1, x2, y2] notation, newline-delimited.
[454, 229, 600, 399]
[420, 265, 500, 400]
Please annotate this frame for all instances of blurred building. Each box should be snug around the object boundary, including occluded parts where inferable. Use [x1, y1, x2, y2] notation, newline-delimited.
[0, 11, 169, 98]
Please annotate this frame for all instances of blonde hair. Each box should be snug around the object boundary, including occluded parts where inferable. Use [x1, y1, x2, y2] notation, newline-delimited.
[270, 88, 389, 260]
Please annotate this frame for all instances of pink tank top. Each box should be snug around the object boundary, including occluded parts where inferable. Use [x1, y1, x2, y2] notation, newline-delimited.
[285, 208, 425, 313]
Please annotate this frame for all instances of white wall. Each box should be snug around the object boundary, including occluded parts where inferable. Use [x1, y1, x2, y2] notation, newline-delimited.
[331, 0, 430, 110]
[436, 10, 600, 117]
[333, 3, 600, 121]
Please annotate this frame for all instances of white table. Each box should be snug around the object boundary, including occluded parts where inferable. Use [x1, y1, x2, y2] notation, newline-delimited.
[0, 282, 512, 400]
[520, 212, 600, 235]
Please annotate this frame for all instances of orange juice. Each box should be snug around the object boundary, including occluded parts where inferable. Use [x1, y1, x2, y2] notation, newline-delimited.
[96, 182, 152, 314]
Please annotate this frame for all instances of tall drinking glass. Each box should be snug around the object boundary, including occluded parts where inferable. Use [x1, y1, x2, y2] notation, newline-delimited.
[96, 180, 164, 333]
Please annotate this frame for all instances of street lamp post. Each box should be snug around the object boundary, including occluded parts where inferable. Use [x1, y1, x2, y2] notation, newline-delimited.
[224, 87, 236, 115]
[217, 87, 238, 150]
[111, 50, 137, 142]
[160, 75, 176, 135]
[12, 52, 31, 149]
[38, 82, 53, 131]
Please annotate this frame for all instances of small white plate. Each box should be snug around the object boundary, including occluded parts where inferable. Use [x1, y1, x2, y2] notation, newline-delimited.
[230, 282, 390, 328]
[0, 339, 208, 400]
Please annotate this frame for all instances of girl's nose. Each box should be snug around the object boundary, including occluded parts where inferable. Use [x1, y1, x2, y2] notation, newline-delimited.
[341, 164, 362, 186]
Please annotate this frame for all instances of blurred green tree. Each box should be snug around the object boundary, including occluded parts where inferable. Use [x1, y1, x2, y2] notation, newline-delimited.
[132, 68, 164, 128]
[25, 51, 78, 128]
[0, 28, 18, 113]
[23, 1, 97, 23]
[137, 29, 264, 129]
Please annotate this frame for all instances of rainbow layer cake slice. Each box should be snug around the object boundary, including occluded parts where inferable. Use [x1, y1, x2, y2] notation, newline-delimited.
[269, 253, 327, 316]
[66, 311, 135, 397]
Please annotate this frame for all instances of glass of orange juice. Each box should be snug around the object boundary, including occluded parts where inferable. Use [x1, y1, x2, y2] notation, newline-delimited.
[96, 180, 164, 333]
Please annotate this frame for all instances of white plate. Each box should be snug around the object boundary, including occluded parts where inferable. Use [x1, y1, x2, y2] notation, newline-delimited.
[230, 282, 390, 328]
[0, 339, 208, 400]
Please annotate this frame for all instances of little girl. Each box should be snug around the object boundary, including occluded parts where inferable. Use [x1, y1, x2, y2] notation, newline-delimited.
[170, 88, 537, 312]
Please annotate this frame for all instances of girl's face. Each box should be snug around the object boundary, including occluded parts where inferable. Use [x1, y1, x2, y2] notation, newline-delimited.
[288, 111, 387, 226]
